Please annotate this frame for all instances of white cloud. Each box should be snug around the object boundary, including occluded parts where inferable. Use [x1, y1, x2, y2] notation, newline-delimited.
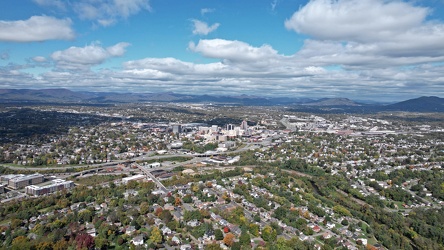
[73, 0, 151, 27]
[283, 0, 444, 68]
[51, 42, 130, 70]
[285, 0, 428, 43]
[32, 56, 47, 62]
[123, 57, 228, 77]
[201, 8, 215, 15]
[107, 42, 131, 56]
[0, 20, 441, 102]
[304, 66, 326, 74]
[115, 38, 443, 100]
[0, 16, 74, 42]
[189, 39, 280, 63]
[114, 0, 152, 18]
[191, 19, 220, 35]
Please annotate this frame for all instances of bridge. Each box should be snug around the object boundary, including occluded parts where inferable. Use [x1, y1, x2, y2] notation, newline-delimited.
[133, 163, 167, 192]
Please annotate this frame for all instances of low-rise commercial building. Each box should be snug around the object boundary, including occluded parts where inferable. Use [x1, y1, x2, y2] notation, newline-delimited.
[122, 174, 146, 184]
[25, 179, 74, 196]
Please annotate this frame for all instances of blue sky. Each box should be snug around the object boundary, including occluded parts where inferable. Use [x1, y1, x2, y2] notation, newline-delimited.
[1, 0, 444, 102]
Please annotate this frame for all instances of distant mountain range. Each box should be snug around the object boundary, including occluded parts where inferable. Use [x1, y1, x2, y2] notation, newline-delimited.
[0, 88, 443, 113]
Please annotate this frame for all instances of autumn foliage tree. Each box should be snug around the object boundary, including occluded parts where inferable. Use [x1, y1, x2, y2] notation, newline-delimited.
[175, 196, 182, 207]
[223, 232, 235, 247]
[150, 226, 163, 245]
[75, 232, 95, 250]
[53, 240, 69, 250]
[155, 207, 163, 217]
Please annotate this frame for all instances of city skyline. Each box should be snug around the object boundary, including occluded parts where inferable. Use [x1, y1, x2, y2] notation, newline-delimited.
[1, 0, 444, 102]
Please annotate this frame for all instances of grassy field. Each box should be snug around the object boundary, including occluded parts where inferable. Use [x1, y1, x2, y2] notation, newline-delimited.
[73, 174, 125, 186]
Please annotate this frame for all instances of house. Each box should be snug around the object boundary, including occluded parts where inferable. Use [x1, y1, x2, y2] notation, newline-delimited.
[172, 210, 183, 221]
[300, 235, 309, 241]
[86, 223, 96, 237]
[125, 226, 136, 235]
[228, 224, 242, 235]
[161, 226, 172, 235]
[322, 232, 332, 239]
[164, 203, 175, 211]
[326, 221, 335, 229]
[357, 238, 368, 246]
[219, 219, 229, 226]
[131, 235, 144, 246]
[312, 225, 321, 233]
[187, 220, 200, 227]
[203, 231, 215, 241]
[171, 235, 181, 245]
[210, 212, 221, 221]
[180, 244, 192, 250]
[87, 228, 96, 237]
[100, 203, 108, 210]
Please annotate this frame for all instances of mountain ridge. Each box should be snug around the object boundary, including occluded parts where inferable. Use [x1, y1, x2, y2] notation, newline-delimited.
[0, 88, 442, 112]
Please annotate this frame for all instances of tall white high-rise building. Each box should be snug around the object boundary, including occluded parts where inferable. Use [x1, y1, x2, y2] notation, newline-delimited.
[240, 120, 248, 131]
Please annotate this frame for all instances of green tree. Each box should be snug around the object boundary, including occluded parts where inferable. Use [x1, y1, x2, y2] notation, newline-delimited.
[205, 243, 223, 250]
[95, 236, 109, 250]
[215, 229, 224, 241]
[140, 202, 150, 215]
[333, 205, 351, 217]
[262, 225, 277, 242]
[239, 231, 251, 246]
[249, 223, 260, 237]
[275, 237, 292, 250]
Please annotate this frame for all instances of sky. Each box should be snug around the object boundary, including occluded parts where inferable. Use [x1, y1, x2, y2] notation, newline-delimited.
[1, 0, 444, 102]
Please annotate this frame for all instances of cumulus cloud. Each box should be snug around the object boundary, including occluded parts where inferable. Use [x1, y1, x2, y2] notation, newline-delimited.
[113, 37, 443, 100]
[124, 57, 228, 77]
[51, 42, 130, 70]
[106, 42, 131, 56]
[285, 0, 428, 43]
[283, 0, 444, 68]
[4, 46, 443, 101]
[73, 0, 151, 27]
[189, 39, 280, 62]
[191, 20, 220, 35]
[0, 16, 75, 42]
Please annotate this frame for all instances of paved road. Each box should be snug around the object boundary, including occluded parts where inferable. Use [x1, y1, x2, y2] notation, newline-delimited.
[133, 163, 167, 191]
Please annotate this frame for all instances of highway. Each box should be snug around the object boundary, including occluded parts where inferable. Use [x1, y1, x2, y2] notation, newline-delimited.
[1, 139, 268, 172]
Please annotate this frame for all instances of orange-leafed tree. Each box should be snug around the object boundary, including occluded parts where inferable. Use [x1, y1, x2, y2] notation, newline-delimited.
[223, 233, 235, 247]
